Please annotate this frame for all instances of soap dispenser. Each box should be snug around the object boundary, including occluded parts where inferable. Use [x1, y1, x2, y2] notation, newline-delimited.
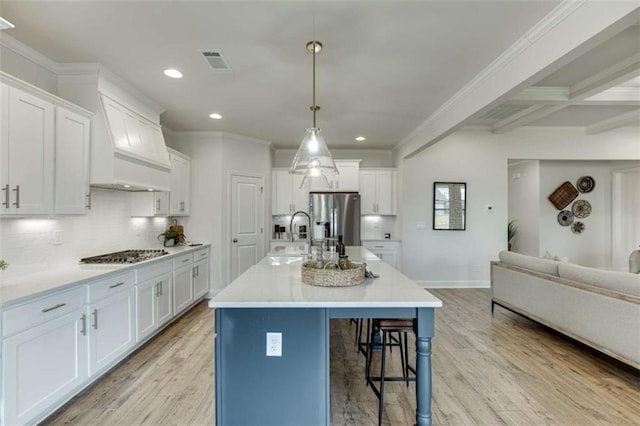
[630, 245, 640, 274]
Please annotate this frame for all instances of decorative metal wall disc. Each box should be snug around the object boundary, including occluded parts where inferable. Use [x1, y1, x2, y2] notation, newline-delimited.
[571, 221, 585, 234]
[577, 176, 595, 193]
[557, 210, 574, 226]
[572, 199, 591, 218]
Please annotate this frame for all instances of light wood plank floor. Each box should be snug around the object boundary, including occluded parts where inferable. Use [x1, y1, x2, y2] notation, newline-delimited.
[43, 289, 640, 425]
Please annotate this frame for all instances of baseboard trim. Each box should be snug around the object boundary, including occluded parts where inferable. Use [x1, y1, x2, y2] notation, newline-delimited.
[416, 280, 491, 288]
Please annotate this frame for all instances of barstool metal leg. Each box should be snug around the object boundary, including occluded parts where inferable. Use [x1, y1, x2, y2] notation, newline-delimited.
[379, 331, 387, 426]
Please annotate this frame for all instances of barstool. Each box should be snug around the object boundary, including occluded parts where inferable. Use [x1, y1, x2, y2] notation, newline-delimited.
[365, 318, 416, 426]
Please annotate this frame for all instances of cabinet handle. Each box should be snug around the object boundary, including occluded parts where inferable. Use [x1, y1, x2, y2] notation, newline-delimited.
[197, 265, 199, 277]
[12, 185, 20, 208]
[42, 302, 66, 313]
[86, 192, 92, 209]
[375, 245, 384, 248]
[109, 281, 125, 289]
[2, 184, 8, 208]
[180, 201, 185, 212]
[182, 258, 190, 263]
[92, 309, 98, 330]
[80, 314, 87, 336]
[156, 198, 161, 212]
[193, 267, 197, 279]
[159, 282, 163, 296]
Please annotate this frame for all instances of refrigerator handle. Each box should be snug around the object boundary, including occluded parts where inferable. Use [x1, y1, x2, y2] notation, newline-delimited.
[332, 207, 337, 238]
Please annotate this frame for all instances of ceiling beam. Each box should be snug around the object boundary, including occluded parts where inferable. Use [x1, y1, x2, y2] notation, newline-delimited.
[394, 1, 640, 160]
[507, 87, 569, 104]
[492, 54, 640, 134]
[581, 86, 640, 105]
[570, 53, 640, 99]
[585, 109, 640, 134]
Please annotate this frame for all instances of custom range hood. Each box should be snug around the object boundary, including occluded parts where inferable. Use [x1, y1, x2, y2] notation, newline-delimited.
[57, 66, 171, 191]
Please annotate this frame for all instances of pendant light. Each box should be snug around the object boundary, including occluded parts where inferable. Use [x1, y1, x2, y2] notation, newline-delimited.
[289, 41, 338, 188]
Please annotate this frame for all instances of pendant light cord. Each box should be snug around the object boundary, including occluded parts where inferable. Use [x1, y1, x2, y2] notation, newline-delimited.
[312, 42, 317, 128]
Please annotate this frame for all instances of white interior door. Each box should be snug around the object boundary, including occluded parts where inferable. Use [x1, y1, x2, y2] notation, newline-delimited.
[231, 174, 264, 280]
[612, 167, 640, 269]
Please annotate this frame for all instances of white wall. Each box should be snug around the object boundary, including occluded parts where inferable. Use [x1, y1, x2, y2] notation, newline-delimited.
[171, 131, 272, 292]
[0, 189, 168, 278]
[401, 126, 640, 287]
[538, 160, 639, 267]
[273, 149, 394, 168]
[508, 160, 540, 255]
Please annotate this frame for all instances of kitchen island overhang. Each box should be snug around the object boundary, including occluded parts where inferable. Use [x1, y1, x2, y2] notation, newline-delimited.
[209, 252, 442, 426]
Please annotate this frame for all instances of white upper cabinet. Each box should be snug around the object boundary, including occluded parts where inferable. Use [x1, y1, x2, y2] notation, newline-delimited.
[55, 107, 91, 214]
[0, 83, 55, 215]
[0, 74, 92, 216]
[308, 160, 360, 192]
[359, 169, 397, 215]
[168, 149, 191, 216]
[130, 191, 170, 217]
[272, 170, 308, 215]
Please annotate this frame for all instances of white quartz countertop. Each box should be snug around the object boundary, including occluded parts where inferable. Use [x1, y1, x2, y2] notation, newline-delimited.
[209, 247, 441, 309]
[0, 244, 210, 306]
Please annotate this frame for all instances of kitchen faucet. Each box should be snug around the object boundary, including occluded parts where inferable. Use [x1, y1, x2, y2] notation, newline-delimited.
[290, 211, 313, 259]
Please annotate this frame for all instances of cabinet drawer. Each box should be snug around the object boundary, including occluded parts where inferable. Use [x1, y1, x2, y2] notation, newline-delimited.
[193, 247, 210, 262]
[363, 242, 399, 250]
[174, 253, 193, 268]
[137, 259, 172, 283]
[86, 271, 135, 303]
[3, 286, 84, 337]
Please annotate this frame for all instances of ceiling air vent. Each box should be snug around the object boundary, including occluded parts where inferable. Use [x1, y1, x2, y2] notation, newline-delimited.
[201, 50, 233, 73]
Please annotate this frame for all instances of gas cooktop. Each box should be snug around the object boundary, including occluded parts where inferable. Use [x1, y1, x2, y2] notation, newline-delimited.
[80, 249, 169, 264]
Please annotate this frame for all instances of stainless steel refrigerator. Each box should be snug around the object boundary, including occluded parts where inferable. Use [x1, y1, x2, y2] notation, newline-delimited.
[309, 193, 361, 246]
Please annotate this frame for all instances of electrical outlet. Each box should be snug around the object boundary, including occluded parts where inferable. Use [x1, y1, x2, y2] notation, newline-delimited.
[266, 332, 282, 357]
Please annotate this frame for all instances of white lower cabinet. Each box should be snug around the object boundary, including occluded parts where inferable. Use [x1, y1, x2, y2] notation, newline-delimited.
[194, 259, 210, 299]
[363, 241, 401, 269]
[136, 271, 173, 343]
[173, 256, 194, 316]
[2, 308, 88, 425]
[87, 287, 135, 377]
[0, 247, 210, 425]
[193, 247, 210, 300]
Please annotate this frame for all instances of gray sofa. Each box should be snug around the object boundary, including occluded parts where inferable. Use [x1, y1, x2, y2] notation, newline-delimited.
[491, 250, 640, 369]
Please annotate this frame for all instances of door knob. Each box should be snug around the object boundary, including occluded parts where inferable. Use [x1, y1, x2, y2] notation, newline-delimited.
[233, 238, 238, 243]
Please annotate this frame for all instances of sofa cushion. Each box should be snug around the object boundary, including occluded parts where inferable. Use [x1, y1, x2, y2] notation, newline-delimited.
[558, 263, 640, 297]
[498, 250, 559, 276]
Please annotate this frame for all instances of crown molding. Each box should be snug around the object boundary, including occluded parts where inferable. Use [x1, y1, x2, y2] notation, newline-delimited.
[172, 130, 273, 148]
[0, 33, 61, 73]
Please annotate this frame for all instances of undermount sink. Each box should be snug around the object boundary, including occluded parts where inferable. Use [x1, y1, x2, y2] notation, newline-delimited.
[270, 242, 308, 254]
[262, 256, 305, 266]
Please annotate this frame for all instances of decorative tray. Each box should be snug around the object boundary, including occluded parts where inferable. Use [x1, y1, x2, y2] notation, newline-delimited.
[301, 261, 366, 287]
[548, 181, 579, 210]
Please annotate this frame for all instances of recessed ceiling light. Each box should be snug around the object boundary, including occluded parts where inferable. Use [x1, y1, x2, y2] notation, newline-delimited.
[123, 184, 131, 188]
[209, 113, 223, 120]
[163, 69, 183, 79]
[355, 136, 366, 142]
[147, 188, 154, 192]
[0, 17, 15, 30]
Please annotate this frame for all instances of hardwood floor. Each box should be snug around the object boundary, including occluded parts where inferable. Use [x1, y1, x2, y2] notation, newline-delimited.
[43, 289, 640, 425]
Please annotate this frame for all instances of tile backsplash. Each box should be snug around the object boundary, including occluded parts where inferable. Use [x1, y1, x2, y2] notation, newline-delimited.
[271, 214, 398, 242]
[0, 189, 169, 278]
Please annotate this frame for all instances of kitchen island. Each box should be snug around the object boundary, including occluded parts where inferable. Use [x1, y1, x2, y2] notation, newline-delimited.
[209, 247, 442, 425]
